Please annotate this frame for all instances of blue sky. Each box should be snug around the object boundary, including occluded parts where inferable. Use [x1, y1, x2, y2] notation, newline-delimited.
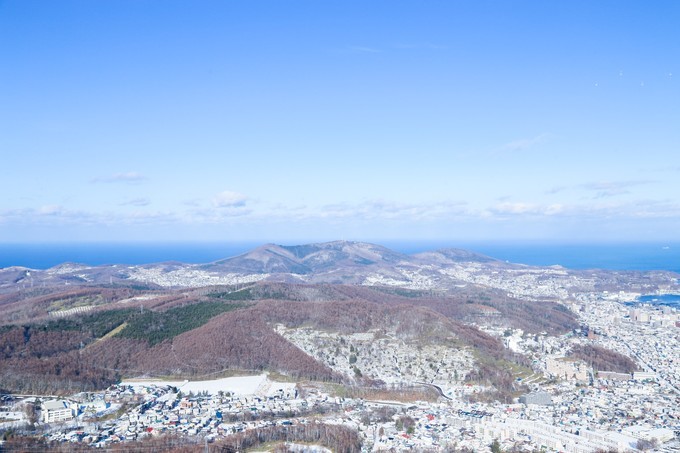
[1, 0, 679, 243]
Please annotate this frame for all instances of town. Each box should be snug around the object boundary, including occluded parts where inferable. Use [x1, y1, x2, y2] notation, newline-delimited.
[2, 284, 678, 452]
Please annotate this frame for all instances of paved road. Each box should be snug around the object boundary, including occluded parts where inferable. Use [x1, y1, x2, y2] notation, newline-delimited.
[414, 382, 452, 401]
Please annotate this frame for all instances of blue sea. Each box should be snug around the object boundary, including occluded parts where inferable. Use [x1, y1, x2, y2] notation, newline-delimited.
[385, 241, 680, 274]
[633, 294, 680, 309]
[0, 242, 261, 269]
[0, 241, 679, 274]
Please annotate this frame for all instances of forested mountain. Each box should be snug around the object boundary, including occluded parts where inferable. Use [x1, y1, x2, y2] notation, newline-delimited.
[0, 241, 668, 399]
[0, 278, 579, 395]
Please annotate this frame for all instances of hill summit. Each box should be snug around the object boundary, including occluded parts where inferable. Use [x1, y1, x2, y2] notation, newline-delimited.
[203, 240, 410, 274]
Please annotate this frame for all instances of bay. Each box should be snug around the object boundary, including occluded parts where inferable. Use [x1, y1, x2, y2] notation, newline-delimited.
[0, 241, 679, 273]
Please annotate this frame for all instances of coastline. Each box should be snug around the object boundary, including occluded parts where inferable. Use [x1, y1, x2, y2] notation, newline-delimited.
[1, 241, 679, 273]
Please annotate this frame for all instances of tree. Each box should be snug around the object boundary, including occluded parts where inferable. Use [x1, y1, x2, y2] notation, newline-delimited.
[23, 402, 38, 425]
[636, 439, 659, 451]
[490, 438, 503, 453]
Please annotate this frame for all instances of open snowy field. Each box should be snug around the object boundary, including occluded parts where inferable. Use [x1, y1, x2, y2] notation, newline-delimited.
[122, 374, 269, 396]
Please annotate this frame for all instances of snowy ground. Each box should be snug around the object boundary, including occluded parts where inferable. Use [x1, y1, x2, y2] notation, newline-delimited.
[122, 374, 271, 396]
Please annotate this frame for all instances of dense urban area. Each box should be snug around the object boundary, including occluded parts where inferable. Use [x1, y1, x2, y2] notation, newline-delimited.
[0, 242, 678, 452]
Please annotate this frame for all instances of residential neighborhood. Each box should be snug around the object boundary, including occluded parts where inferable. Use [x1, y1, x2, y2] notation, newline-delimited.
[2, 286, 678, 452]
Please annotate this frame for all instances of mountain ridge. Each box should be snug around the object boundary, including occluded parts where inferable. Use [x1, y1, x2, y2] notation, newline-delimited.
[203, 240, 413, 275]
[1, 240, 678, 299]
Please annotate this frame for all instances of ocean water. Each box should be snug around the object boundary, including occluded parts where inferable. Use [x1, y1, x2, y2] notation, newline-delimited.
[385, 241, 680, 273]
[0, 242, 260, 269]
[634, 294, 680, 309]
[0, 241, 679, 274]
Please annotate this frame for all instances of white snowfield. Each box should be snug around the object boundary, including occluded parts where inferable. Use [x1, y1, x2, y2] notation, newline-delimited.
[121, 374, 273, 396]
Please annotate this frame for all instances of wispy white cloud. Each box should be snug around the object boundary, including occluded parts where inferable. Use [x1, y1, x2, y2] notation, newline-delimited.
[241, 199, 469, 223]
[486, 197, 680, 221]
[91, 172, 148, 184]
[580, 180, 653, 198]
[264, 196, 680, 226]
[269, 202, 307, 211]
[187, 207, 254, 222]
[37, 205, 66, 216]
[312, 200, 469, 221]
[0, 206, 178, 227]
[494, 133, 549, 154]
[491, 202, 537, 215]
[174, 190, 253, 222]
[212, 191, 248, 208]
[545, 186, 567, 195]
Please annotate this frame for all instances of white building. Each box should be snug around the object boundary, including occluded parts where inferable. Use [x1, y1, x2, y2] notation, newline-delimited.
[632, 371, 656, 381]
[42, 399, 75, 423]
